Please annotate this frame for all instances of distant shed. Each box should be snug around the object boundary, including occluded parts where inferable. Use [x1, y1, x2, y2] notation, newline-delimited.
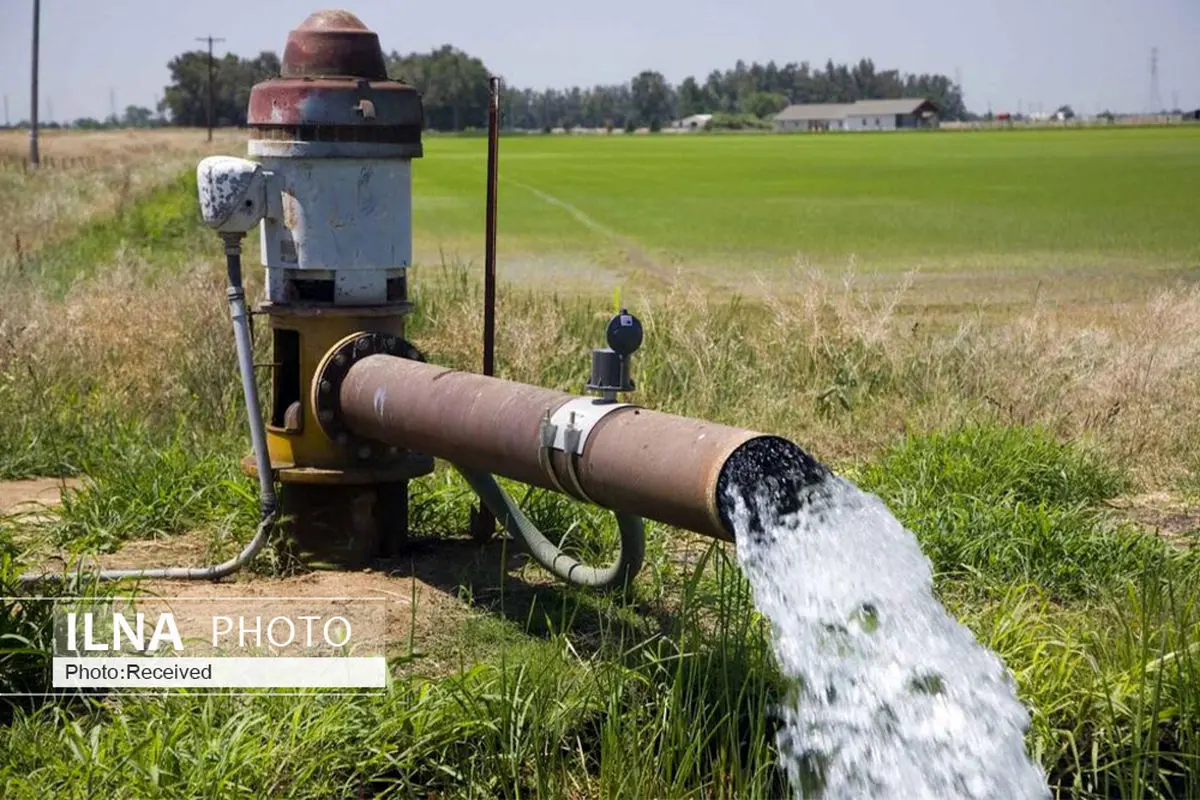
[774, 98, 939, 132]
[843, 98, 938, 131]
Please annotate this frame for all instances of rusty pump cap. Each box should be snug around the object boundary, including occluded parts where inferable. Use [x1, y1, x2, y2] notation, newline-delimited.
[247, 9, 423, 159]
[281, 10, 388, 79]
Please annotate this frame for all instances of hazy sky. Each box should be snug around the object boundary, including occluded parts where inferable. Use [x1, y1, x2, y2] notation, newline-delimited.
[1, 0, 1197, 123]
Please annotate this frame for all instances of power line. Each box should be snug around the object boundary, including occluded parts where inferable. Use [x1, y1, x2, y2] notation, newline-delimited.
[195, 34, 226, 141]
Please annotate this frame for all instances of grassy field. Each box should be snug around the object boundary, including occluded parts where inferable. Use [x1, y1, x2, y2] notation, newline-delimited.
[414, 127, 1200, 284]
[0, 126, 1198, 797]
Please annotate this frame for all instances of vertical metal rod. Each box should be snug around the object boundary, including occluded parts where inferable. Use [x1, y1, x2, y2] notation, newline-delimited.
[471, 76, 502, 541]
[29, 0, 40, 167]
[483, 76, 500, 378]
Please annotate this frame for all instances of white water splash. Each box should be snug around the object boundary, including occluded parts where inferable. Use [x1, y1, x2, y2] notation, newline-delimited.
[727, 474, 1049, 799]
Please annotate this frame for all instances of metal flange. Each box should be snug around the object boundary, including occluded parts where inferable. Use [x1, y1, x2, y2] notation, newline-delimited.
[313, 331, 424, 456]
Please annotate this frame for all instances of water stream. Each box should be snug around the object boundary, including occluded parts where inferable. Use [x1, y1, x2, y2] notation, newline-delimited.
[724, 463, 1049, 799]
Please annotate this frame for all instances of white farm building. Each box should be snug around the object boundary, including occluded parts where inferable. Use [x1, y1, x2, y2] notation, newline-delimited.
[773, 98, 939, 132]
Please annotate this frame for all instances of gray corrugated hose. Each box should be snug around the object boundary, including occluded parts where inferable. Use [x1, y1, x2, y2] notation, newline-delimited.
[456, 468, 645, 593]
[19, 234, 276, 584]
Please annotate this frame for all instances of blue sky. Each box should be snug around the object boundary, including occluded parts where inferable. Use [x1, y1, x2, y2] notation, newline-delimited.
[1, 0, 1196, 122]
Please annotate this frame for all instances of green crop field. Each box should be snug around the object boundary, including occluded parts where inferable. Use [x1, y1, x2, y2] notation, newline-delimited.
[414, 127, 1200, 281]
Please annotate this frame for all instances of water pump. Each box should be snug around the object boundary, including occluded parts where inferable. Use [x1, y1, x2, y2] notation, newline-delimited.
[191, 8, 827, 590]
[197, 9, 431, 566]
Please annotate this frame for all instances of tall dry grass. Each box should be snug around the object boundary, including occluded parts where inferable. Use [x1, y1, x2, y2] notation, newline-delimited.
[408, 264, 1200, 487]
[0, 129, 242, 271]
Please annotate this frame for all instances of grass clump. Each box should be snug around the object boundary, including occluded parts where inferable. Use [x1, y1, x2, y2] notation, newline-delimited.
[47, 432, 256, 553]
[865, 425, 1200, 794]
[24, 170, 205, 293]
[859, 424, 1185, 599]
[862, 423, 1127, 507]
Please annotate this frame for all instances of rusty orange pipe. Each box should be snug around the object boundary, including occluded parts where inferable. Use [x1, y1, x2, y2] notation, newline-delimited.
[337, 355, 827, 541]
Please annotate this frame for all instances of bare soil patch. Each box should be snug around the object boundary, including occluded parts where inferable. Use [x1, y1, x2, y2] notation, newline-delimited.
[1108, 492, 1200, 548]
[24, 529, 570, 673]
[0, 477, 82, 517]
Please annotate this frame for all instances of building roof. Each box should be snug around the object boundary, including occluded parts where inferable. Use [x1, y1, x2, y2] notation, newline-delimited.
[844, 98, 936, 116]
[774, 103, 851, 122]
[774, 98, 937, 122]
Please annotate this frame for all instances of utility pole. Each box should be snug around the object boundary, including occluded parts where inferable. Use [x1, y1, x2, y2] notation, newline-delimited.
[4, 94, 9, 127]
[195, 34, 225, 141]
[30, 0, 40, 165]
[1149, 47, 1162, 114]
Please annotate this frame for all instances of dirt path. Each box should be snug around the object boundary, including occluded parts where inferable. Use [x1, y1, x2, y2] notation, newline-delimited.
[1107, 492, 1200, 548]
[0, 477, 82, 517]
[24, 526, 568, 674]
[506, 178, 679, 288]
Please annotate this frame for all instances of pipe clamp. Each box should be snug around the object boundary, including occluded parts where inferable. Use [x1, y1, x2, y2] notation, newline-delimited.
[543, 398, 634, 456]
[538, 398, 635, 505]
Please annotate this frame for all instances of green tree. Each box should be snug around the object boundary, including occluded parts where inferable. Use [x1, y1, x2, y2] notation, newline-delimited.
[631, 70, 673, 128]
[160, 50, 279, 126]
[677, 77, 707, 117]
[387, 46, 490, 130]
[122, 105, 155, 127]
[740, 91, 789, 118]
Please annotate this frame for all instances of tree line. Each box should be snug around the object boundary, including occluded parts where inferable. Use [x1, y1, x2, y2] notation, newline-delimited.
[493, 57, 968, 132]
[4, 47, 967, 132]
[158, 45, 968, 131]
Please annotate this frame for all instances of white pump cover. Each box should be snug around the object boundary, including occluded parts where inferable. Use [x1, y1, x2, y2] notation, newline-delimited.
[197, 156, 270, 234]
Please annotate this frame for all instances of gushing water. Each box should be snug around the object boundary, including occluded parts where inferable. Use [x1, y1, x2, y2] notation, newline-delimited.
[724, 459, 1049, 799]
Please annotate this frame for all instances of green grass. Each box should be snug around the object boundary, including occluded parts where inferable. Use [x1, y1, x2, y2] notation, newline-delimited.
[414, 127, 1200, 273]
[858, 425, 1179, 599]
[3, 129, 1200, 797]
[11, 170, 209, 293]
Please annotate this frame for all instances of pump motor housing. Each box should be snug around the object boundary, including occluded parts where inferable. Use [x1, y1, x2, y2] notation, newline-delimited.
[246, 9, 424, 306]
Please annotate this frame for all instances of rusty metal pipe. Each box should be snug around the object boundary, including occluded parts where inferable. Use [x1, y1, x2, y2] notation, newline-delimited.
[337, 355, 827, 541]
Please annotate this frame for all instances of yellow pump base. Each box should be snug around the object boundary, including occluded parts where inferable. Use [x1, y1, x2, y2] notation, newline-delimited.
[240, 304, 433, 566]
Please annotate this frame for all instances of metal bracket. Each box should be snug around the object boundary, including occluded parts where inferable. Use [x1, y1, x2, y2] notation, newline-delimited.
[542, 397, 632, 456]
[537, 398, 635, 505]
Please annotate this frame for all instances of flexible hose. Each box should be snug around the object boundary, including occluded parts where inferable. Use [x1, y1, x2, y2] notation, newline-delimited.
[19, 234, 276, 584]
[456, 468, 645, 593]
